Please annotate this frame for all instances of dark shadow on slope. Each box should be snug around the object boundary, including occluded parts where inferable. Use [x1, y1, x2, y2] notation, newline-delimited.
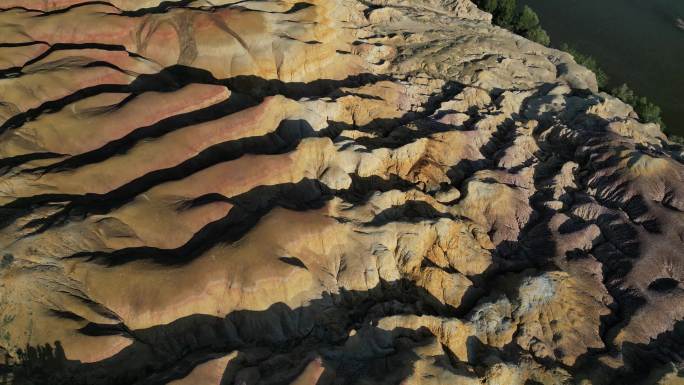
[447, 159, 492, 188]
[0, 43, 152, 81]
[66, 177, 333, 266]
[25, 92, 257, 174]
[222, 73, 393, 101]
[365, 200, 452, 227]
[14, 118, 318, 233]
[321, 81, 466, 150]
[0, 77, 465, 232]
[335, 174, 417, 206]
[0, 152, 64, 174]
[30, 1, 115, 16]
[618, 320, 684, 381]
[4, 279, 479, 385]
[115, 0, 193, 16]
[572, 319, 684, 384]
[112, 0, 315, 17]
[0, 68, 464, 236]
[0, 83, 133, 134]
[523, 105, 680, 380]
[0, 65, 390, 135]
[0, 67, 398, 232]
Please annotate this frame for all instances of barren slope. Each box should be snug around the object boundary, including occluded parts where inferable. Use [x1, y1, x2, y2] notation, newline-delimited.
[0, 1, 682, 384]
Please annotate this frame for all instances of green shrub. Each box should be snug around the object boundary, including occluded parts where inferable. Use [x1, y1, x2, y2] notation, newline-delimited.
[493, 0, 517, 28]
[509, 6, 550, 45]
[524, 26, 550, 46]
[480, 0, 498, 13]
[473, 0, 550, 46]
[669, 135, 684, 145]
[472, 0, 669, 135]
[611, 83, 635, 102]
[515, 5, 540, 32]
[610, 83, 665, 128]
[560, 44, 609, 89]
[635, 98, 663, 126]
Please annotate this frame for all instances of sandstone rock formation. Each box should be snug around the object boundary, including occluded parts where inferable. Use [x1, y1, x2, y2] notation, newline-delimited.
[0, 0, 682, 384]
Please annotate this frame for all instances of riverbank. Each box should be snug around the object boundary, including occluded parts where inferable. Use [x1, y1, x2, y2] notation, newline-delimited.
[517, 0, 684, 137]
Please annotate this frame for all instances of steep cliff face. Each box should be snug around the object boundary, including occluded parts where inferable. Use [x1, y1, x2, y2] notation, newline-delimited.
[0, 1, 682, 384]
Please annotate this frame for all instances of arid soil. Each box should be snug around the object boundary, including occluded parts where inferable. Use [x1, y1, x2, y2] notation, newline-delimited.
[0, 1, 682, 384]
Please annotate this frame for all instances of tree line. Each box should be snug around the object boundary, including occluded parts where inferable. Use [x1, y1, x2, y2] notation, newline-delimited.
[472, 0, 681, 144]
[474, 0, 550, 46]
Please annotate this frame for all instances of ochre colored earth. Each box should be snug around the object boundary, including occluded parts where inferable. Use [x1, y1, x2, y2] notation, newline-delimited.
[0, 1, 682, 384]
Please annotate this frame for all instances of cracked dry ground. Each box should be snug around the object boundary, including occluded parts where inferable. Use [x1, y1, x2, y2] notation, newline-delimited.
[0, 0, 683, 384]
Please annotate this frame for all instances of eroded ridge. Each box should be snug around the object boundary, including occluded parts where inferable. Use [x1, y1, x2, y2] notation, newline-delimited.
[0, 1, 682, 384]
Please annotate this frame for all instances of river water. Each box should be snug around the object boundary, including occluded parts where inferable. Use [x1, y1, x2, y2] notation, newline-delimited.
[517, 0, 684, 136]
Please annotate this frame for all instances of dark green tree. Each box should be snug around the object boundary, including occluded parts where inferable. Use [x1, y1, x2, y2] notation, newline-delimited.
[611, 83, 635, 103]
[611, 83, 665, 127]
[493, 0, 516, 28]
[472, 0, 669, 134]
[516, 5, 540, 32]
[635, 97, 664, 126]
[670, 135, 684, 145]
[480, 0, 498, 13]
[525, 26, 550, 46]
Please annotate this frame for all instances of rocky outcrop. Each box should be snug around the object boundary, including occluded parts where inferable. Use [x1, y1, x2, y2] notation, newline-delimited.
[0, 0, 682, 384]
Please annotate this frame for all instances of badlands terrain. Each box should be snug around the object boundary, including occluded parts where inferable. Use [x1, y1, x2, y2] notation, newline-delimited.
[0, 0, 682, 384]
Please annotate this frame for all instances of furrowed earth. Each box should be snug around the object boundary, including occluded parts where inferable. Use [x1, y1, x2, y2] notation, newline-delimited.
[0, 1, 682, 384]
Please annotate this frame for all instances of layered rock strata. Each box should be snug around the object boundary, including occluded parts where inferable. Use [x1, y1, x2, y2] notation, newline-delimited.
[0, 0, 682, 384]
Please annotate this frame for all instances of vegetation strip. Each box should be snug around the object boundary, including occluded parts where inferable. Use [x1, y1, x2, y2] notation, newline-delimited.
[472, 0, 682, 144]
